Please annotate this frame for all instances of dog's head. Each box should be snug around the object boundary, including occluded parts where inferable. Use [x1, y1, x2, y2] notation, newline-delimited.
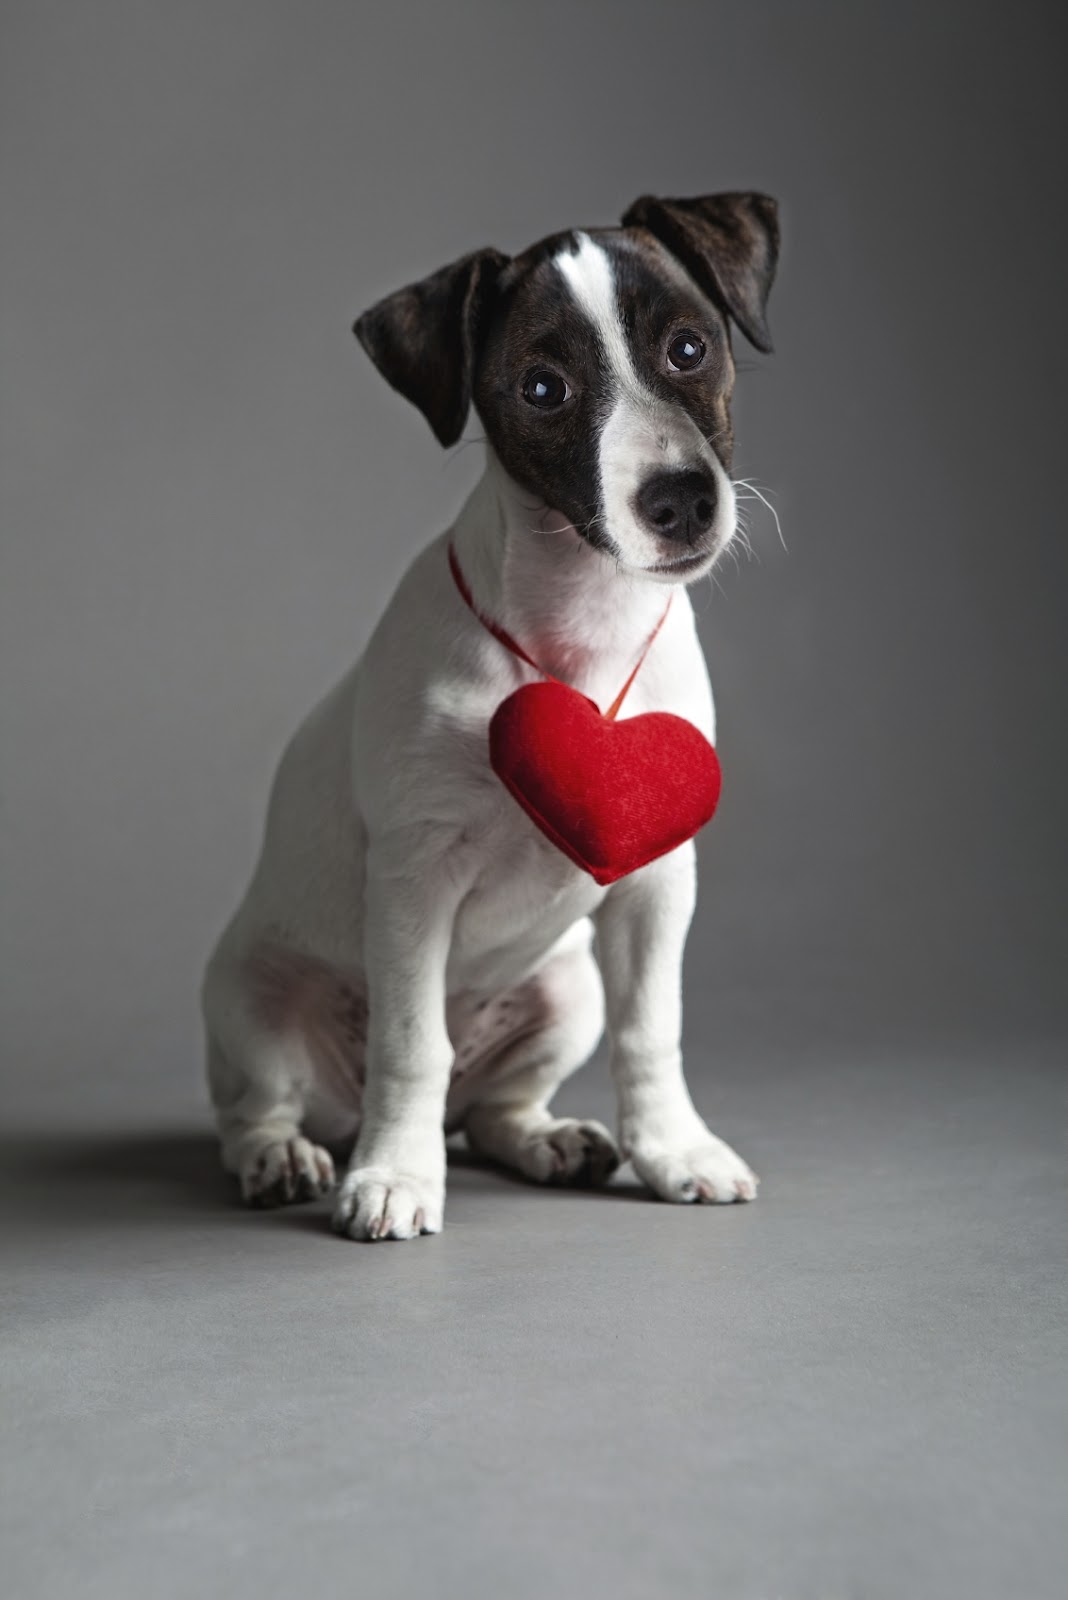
[355, 191, 779, 584]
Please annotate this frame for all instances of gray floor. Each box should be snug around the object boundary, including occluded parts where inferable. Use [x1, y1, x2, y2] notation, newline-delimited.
[3, 1031, 1065, 1600]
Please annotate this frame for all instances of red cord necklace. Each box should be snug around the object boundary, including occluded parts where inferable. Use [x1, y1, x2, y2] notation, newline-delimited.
[447, 542, 672, 720]
[447, 541, 721, 886]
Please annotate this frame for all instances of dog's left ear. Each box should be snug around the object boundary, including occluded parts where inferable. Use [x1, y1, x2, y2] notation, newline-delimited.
[354, 248, 509, 447]
[622, 191, 779, 353]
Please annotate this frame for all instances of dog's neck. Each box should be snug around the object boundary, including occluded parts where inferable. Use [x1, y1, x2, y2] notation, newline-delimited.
[450, 451, 675, 686]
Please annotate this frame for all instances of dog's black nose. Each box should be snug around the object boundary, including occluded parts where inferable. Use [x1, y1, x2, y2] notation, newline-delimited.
[635, 470, 717, 544]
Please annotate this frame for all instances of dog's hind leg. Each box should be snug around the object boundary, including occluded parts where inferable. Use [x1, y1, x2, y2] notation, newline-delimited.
[206, 1034, 336, 1208]
[457, 924, 620, 1187]
[202, 946, 363, 1207]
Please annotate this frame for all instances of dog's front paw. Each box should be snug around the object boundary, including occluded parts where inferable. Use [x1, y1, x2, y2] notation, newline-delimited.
[241, 1138, 335, 1207]
[629, 1131, 758, 1205]
[332, 1167, 444, 1242]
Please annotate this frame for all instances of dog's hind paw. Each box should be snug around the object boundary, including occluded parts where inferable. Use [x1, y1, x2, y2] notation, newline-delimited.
[241, 1138, 336, 1208]
[520, 1118, 621, 1186]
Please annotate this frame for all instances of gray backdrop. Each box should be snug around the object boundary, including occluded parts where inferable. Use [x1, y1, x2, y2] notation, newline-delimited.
[3, 4, 1066, 1599]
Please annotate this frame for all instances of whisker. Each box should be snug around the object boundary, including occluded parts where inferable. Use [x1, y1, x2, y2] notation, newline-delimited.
[732, 477, 787, 552]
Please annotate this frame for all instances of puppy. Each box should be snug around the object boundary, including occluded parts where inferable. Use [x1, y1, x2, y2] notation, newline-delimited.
[201, 191, 780, 1240]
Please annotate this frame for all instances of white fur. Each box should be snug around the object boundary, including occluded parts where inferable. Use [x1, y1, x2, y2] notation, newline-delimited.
[554, 234, 736, 576]
[203, 259, 760, 1238]
[202, 456, 756, 1237]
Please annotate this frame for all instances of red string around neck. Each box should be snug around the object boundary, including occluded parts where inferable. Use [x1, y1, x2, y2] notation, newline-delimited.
[447, 543, 672, 722]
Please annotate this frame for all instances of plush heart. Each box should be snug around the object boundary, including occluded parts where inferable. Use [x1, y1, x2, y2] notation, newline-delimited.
[488, 679, 722, 886]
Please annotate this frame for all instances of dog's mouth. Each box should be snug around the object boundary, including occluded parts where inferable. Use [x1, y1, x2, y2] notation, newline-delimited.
[643, 548, 716, 580]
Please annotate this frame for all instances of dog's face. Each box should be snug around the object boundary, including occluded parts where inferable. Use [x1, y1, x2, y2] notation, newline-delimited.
[473, 228, 741, 582]
[355, 192, 779, 584]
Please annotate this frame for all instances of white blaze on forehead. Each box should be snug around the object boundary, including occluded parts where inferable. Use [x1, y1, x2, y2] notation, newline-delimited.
[554, 233, 639, 387]
[553, 232, 736, 574]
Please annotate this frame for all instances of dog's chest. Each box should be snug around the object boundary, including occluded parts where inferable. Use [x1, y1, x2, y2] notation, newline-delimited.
[435, 640, 711, 992]
[447, 797, 607, 992]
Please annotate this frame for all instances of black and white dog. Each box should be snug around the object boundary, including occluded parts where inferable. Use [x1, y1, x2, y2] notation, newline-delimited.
[202, 191, 780, 1240]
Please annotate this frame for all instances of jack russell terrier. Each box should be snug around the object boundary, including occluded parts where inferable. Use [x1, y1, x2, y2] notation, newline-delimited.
[201, 190, 780, 1240]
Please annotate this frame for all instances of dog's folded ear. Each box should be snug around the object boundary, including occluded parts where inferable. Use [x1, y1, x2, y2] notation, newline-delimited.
[622, 192, 779, 353]
[354, 248, 509, 447]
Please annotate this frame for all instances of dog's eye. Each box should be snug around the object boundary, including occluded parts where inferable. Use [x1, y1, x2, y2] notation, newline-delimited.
[521, 369, 571, 409]
[667, 332, 706, 372]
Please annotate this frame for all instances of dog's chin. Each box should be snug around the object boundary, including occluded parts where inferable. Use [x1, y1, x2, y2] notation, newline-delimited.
[592, 515, 733, 585]
[637, 548, 718, 585]
[559, 513, 725, 585]
[606, 537, 724, 585]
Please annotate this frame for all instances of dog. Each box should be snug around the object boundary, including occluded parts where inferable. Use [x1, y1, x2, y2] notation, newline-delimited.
[201, 190, 780, 1240]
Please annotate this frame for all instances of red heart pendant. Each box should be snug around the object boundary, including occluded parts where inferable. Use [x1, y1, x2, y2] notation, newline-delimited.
[489, 680, 722, 885]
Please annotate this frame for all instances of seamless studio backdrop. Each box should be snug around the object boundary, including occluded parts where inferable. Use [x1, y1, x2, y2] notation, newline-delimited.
[2, 4, 1066, 1600]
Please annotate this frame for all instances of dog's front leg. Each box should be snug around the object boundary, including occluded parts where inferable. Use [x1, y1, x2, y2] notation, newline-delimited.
[595, 843, 758, 1205]
[333, 832, 470, 1242]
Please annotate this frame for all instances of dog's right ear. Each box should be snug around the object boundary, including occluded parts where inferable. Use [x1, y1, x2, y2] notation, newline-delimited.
[354, 248, 509, 448]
